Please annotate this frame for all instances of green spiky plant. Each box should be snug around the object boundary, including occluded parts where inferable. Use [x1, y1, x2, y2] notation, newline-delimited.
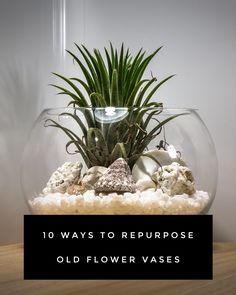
[45, 43, 184, 168]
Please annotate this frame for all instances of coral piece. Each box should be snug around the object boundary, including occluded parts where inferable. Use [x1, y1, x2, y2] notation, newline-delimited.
[132, 149, 186, 191]
[132, 149, 186, 180]
[43, 162, 82, 194]
[94, 158, 136, 193]
[152, 162, 196, 196]
[81, 166, 107, 189]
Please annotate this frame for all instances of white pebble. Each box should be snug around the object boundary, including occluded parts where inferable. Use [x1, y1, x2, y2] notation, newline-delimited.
[30, 189, 210, 215]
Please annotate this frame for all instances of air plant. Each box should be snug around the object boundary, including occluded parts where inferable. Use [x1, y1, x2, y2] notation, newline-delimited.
[45, 43, 184, 168]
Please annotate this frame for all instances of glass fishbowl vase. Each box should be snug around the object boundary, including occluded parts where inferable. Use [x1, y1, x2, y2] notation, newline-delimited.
[21, 107, 217, 214]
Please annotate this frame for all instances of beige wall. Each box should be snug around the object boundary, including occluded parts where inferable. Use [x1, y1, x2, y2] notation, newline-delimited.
[0, 0, 236, 244]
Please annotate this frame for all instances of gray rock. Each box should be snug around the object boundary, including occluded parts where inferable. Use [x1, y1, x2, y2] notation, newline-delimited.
[94, 158, 136, 193]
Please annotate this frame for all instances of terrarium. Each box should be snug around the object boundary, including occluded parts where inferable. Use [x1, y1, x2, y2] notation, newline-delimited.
[21, 43, 217, 214]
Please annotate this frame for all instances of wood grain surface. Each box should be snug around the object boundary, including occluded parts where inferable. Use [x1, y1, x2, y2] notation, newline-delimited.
[0, 243, 236, 295]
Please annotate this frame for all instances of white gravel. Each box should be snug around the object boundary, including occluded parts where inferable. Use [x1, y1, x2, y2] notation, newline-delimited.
[29, 189, 210, 214]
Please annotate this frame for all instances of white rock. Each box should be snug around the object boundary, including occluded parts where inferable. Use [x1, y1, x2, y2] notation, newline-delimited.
[81, 166, 107, 189]
[136, 178, 156, 192]
[152, 162, 196, 196]
[43, 162, 83, 194]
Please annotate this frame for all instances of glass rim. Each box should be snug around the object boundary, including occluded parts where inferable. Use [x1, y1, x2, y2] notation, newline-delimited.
[41, 106, 198, 115]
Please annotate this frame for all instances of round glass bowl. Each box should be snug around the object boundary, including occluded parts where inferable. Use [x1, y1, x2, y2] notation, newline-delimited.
[21, 107, 217, 214]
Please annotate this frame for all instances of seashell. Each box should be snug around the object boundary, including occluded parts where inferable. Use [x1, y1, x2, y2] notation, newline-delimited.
[81, 166, 108, 189]
[94, 158, 136, 193]
[132, 149, 186, 190]
[152, 162, 196, 196]
[43, 162, 83, 194]
[66, 184, 86, 195]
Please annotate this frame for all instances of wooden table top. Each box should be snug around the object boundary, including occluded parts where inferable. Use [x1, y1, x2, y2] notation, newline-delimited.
[0, 243, 236, 295]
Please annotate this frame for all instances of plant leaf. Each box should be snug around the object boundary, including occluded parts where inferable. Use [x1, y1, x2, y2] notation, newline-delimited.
[111, 142, 127, 163]
[52, 72, 88, 106]
[66, 49, 96, 92]
[90, 92, 107, 107]
[87, 128, 110, 166]
[94, 49, 111, 104]
[142, 75, 175, 105]
[110, 69, 119, 106]
[59, 111, 88, 138]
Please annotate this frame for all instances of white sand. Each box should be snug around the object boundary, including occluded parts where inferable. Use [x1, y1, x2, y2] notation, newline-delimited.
[30, 189, 209, 214]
